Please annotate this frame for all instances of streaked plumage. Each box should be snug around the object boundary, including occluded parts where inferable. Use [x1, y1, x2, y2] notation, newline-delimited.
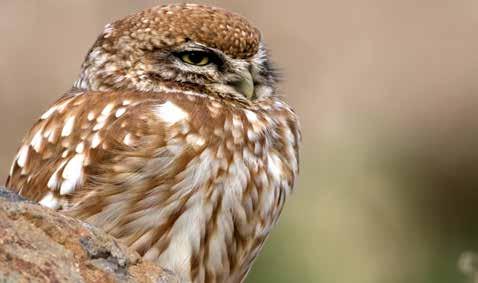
[6, 4, 300, 283]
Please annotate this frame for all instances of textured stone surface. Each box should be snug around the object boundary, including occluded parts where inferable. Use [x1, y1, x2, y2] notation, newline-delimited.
[0, 187, 179, 283]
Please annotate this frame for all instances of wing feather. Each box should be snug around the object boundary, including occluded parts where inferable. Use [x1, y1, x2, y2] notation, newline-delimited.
[6, 90, 209, 213]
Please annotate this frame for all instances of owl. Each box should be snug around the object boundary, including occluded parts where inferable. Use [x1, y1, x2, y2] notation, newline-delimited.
[6, 4, 300, 283]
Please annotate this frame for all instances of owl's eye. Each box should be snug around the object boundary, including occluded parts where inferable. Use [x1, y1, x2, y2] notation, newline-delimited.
[179, 51, 212, 66]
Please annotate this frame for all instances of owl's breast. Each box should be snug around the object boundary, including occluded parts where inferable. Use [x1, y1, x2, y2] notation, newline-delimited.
[146, 95, 300, 282]
[112, 94, 300, 283]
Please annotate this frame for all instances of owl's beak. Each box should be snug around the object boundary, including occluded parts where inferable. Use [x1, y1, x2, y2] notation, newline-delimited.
[231, 69, 254, 99]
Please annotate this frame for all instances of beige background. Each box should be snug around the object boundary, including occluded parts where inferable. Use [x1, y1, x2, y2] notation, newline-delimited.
[2, 1, 478, 282]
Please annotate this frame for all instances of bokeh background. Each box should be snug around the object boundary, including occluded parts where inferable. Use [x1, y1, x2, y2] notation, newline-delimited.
[1, 1, 478, 282]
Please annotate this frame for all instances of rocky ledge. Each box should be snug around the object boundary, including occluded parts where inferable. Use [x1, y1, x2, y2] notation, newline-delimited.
[0, 187, 178, 283]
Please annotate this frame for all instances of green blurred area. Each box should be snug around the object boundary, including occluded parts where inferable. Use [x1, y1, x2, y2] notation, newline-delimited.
[1, 1, 478, 282]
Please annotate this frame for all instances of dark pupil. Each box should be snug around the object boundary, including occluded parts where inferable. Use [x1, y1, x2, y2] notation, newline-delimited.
[188, 52, 206, 64]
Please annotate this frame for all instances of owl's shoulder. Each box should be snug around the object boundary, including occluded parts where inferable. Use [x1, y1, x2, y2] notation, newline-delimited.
[5, 89, 213, 204]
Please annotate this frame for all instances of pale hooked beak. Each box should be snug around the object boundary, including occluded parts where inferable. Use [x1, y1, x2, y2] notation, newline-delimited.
[230, 69, 254, 99]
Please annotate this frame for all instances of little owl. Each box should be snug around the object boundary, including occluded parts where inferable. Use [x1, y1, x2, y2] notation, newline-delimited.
[6, 4, 300, 283]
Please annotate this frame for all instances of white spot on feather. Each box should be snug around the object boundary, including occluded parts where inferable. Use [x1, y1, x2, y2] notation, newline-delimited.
[244, 110, 258, 123]
[16, 145, 29, 168]
[39, 192, 60, 209]
[101, 103, 115, 116]
[232, 114, 243, 128]
[60, 179, 78, 195]
[103, 23, 113, 38]
[87, 112, 95, 121]
[45, 128, 57, 143]
[93, 121, 105, 131]
[267, 153, 283, 180]
[62, 154, 84, 179]
[155, 101, 188, 124]
[76, 142, 85, 153]
[115, 107, 126, 118]
[56, 100, 70, 113]
[40, 106, 56, 120]
[96, 114, 107, 123]
[31, 130, 43, 152]
[8, 163, 15, 177]
[47, 172, 59, 190]
[247, 129, 260, 142]
[123, 133, 134, 146]
[62, 116, 75, 137]
[186, 134, 205, 147]
[60, 154, 85, 195]
[48, 160, 67, 190]
[91, 133, 101, 148]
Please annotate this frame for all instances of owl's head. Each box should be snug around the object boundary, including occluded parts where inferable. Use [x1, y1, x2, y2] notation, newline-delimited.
[74, 4, 278, 101]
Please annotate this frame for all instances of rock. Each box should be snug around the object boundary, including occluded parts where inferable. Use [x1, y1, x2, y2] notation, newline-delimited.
[0, 187, 179, 283]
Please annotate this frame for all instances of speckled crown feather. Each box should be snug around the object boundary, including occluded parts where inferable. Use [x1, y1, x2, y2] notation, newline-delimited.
[104, 3, 261, 59]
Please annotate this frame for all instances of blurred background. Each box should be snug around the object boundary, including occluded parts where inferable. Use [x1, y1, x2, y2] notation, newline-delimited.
[1, 1, 478, 282]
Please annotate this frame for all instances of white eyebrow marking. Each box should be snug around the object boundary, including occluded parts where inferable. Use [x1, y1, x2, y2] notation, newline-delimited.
[62, 116, 76, 137]
[155, 101, 189, 124]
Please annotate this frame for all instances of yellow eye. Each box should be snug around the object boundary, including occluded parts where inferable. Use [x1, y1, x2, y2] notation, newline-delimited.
[180, 51, 210, 66]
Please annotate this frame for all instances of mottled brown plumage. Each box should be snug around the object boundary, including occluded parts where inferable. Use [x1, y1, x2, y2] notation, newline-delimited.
[6, 4, 300, 283]
[107, 4, 261, 58]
